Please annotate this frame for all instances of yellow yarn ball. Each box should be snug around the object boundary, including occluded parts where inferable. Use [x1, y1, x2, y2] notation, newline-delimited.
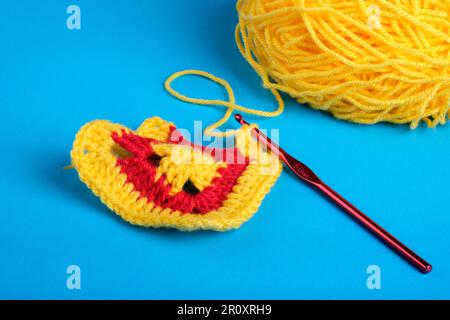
[236, 0, 450, 128]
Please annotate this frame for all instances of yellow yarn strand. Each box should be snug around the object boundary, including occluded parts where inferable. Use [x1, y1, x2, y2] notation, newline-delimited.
[236, 0, 450, 129]
[165, 70, 284, 137]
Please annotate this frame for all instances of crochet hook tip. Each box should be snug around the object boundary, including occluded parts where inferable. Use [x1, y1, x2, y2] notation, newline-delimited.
[234, 114, 248, 126]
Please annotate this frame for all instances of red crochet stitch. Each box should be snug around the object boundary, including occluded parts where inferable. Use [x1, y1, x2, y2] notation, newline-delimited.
[111, 128, 249, 214]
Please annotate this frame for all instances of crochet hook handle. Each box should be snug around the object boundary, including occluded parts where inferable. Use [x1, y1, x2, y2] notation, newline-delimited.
[234, 114, 432, 274]
[313, 181, 432, 273]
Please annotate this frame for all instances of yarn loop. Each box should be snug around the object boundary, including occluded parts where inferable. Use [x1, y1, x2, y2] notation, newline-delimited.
[165, 70, 284, 136]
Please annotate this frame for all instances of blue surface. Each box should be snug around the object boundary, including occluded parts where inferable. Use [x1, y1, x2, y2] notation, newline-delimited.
[1, 0, 449, 299]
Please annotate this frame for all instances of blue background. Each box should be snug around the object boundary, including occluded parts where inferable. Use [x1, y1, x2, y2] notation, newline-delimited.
[1, 0, 449, 299]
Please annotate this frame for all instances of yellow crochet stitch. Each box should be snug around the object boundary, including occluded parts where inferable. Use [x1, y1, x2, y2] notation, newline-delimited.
[71, 117, 281, 231]
[236, 0, 450, 128]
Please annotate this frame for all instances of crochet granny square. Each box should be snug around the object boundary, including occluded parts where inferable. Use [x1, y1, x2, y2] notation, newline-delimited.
[71, 117, 281, 231]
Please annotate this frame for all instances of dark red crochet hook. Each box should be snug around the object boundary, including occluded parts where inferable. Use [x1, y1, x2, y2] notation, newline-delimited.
[234, 114, 432, 274]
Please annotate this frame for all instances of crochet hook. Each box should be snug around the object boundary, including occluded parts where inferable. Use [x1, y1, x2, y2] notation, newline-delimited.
[234, 114, 432, 274]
